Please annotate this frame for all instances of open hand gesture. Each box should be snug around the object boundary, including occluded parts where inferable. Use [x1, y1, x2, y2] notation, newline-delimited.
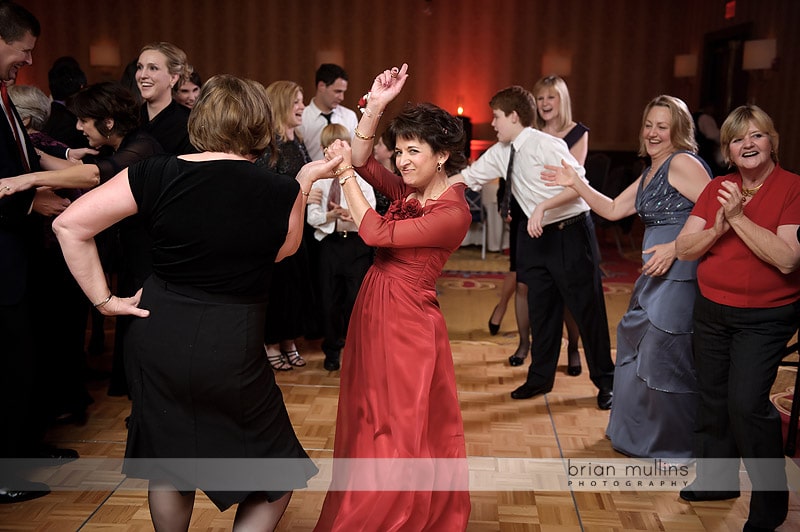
[541, 159, 580, 188]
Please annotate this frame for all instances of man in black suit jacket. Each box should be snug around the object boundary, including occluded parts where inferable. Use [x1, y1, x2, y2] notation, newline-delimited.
[0, 0, 76, 504]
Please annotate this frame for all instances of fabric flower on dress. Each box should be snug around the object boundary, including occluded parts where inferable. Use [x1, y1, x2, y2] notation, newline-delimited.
[385, 197, 423, 220]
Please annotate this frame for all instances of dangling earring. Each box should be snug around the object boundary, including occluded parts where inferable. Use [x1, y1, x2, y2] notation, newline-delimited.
[436, 161, 443, 173]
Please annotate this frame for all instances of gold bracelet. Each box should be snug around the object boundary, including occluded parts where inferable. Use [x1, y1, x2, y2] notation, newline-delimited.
[362, 106, 383, 119]
[300, 189, 310, 198]
[339, 173, 356, 185]
[354, 128, 376, 141]
[93, 293, 113, 308]
[334, 164, 354, 176]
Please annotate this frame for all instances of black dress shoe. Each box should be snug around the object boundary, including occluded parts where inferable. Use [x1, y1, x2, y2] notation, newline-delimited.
[488, 305, 500, 336]
[510, 383, 551, 400]
[743, 523, 776, 532]
[597, 387, 613, 410]
[567, 364, 582, 376]
[36, 445, 79, 461]
[679, 485, 740, 502]
[0, 482, 50, 504]
[324, 356, 340, 371]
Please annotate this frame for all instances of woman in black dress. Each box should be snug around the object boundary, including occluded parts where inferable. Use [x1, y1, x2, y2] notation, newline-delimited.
[256, 80, 317, 370]
[53, 75, 341, 531]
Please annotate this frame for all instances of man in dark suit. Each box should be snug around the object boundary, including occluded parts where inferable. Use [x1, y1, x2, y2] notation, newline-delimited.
[42, 56, 89, 149]
[0, 0, 76, 504]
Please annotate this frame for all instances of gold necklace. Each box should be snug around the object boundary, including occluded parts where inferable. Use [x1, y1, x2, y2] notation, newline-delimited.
[741, 182, 764, 203]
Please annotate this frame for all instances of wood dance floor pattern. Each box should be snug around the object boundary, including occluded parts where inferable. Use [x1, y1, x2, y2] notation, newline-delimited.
[1, 245, 798, 531]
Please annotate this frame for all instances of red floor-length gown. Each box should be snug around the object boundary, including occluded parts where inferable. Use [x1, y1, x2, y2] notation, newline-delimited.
[314, 157, 472, 531]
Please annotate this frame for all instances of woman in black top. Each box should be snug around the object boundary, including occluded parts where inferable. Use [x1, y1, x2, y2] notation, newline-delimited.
[53, 75, 342, 531]
[136, 42, 194, 155]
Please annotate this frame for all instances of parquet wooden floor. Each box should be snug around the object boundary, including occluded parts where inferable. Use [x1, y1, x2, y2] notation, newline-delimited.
[1, 244, 798, 531]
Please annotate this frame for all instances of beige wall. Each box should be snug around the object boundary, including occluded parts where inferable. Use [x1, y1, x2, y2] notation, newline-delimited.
[16, 0, 800, 171]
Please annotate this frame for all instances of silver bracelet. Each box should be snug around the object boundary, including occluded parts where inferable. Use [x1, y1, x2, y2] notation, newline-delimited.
[93, 293, 113, 308]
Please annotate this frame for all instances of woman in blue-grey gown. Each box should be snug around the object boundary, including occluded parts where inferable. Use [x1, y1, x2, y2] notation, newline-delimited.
[542, 95, 712, 458]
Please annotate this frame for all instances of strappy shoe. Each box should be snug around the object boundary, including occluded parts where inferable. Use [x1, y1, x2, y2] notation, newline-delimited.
[283, 350, 306, 367]
[266, 347, 292, 371]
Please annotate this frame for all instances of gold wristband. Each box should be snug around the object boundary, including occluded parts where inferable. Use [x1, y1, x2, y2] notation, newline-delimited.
[300, 189, 310, 198]
[354, 128, 376, 141]
[339, 173, 356, 185]
[334, 164, 354, 176]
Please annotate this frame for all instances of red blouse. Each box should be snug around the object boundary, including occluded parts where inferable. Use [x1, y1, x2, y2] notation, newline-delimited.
[691, 165, 800, 308]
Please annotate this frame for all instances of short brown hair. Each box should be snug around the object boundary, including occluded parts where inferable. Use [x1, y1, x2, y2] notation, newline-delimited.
[188, 74, 273, 159]
[637, 95, 697, 157]
[489, 86, 536, 128]
[720, 104, 779, 166]
[388, 102, 467, 176]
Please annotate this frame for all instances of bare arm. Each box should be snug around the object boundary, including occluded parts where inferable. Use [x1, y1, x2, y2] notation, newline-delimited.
[541, 159, 639, 220]
[52, 169, 148, 317]
[676, 210, 728, 261]
[350, 63, 409, 167]
[276, 156, 343, 261]
[325, 140, 371, 227]
[717, 180, 800, 273]
[667, 153, 712, 203]
[0, 164, 100, 198]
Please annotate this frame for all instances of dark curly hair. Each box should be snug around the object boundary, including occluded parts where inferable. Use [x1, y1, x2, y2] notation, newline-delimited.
[386, 102, 467, 176]
[67, 82, 140, 138]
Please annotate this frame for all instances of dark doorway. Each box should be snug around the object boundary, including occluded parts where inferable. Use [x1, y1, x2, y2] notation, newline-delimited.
[700, 23, 752, 123]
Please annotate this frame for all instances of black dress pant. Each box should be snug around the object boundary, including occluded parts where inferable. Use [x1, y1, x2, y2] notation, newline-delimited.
[692, 294, 798, 529]
[319, 232, 372, 357]
[515, 213, 614, 391]
[0, 296, 39, 458]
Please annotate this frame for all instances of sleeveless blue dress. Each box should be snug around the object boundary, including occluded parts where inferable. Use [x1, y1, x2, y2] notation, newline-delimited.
[605, 151, 710, 459]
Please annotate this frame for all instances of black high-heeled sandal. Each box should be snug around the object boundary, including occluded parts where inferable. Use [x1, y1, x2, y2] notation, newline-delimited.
[266, 348, 292, 371]
[488, 305, 501, 335]
[283, 350, 306, 367]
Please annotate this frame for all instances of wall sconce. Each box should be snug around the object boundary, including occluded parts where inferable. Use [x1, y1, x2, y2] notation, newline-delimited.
[89, 39, 121, 68]
[541, 52, 572, 77]
[673, 54, 698, 78]
[743, 39, 777, 70]
[315, 49, 344, 69]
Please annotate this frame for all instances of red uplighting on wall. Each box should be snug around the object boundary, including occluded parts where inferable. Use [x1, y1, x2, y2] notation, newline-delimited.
[725, 1, 736, 19]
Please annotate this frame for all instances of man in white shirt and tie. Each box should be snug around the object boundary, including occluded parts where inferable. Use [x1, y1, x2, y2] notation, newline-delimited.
[298, 63, 358, 162]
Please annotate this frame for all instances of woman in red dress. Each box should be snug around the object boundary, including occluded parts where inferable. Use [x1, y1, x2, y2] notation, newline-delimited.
[314, 64, 472, 531]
